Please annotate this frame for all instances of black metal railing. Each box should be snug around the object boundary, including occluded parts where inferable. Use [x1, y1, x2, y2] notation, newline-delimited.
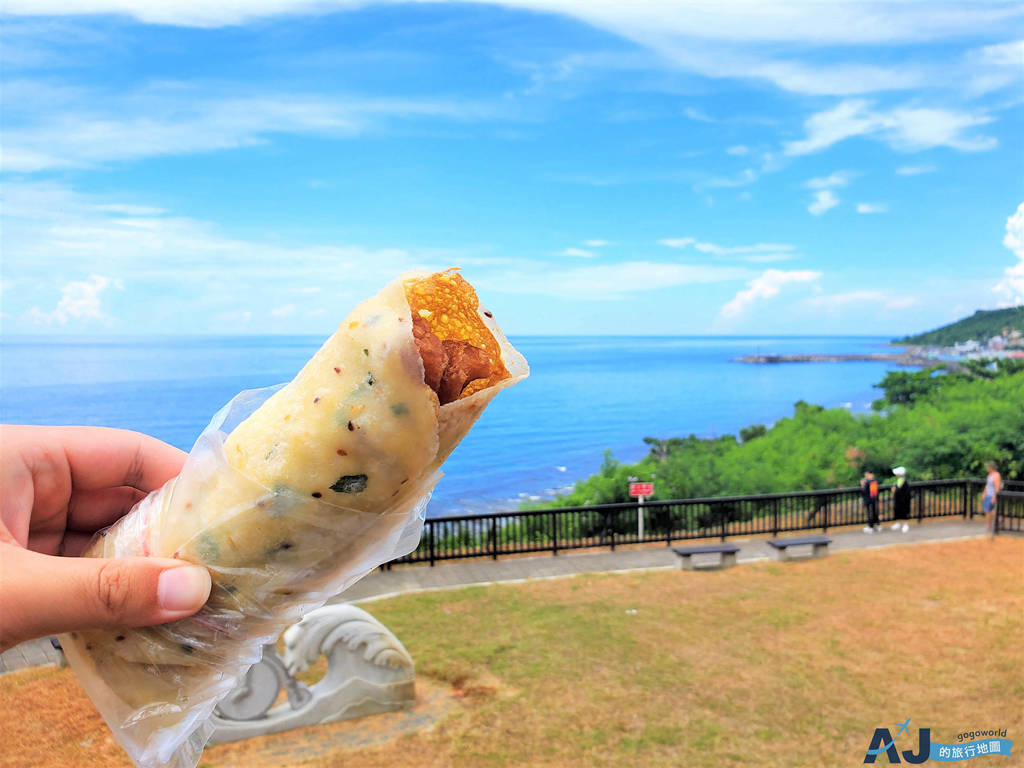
[391, 478, 996, 567]
[995, 491, 1024, 534]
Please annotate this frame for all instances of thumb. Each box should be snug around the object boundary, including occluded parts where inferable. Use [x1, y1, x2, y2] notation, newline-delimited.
[0, 544, 211, 651]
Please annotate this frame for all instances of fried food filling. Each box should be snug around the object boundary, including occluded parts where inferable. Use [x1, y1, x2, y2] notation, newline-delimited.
[405, 270, 509, 404]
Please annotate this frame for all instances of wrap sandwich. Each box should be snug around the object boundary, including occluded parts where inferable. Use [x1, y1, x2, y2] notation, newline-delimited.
[59, 269, 528, 768]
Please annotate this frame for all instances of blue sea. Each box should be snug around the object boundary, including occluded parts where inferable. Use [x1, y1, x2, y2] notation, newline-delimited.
[0, 335, 904, 517]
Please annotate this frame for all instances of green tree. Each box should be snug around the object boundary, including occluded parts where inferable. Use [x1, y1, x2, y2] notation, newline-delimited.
[531, 365, 1024, 510]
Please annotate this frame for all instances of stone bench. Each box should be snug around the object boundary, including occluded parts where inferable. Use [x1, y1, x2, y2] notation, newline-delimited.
[766, 535, 831, 561]
[672, 543, 741, 570]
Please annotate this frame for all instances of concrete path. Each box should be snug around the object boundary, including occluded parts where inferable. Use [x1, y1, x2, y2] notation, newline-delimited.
[0, 636, 63, 675]
[0, 517, 989, 676]
[339, 517, 989, 603]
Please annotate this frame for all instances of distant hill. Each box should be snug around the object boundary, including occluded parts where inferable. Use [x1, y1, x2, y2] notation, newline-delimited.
[895, 306, 1024, 346]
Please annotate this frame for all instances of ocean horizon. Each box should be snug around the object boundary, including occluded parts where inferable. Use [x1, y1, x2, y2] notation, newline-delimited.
[1, 334, 906, 517]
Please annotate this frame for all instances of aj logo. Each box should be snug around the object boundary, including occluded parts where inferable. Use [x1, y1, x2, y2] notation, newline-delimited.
[864, 718, 930, 764]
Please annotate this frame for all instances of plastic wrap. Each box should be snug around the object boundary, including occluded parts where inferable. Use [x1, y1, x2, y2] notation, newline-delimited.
[58, 270, 528, 768]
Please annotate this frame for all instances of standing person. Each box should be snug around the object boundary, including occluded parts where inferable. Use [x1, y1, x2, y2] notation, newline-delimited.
[861, 469, 880, 534]
[982, 461, 1002, 535]
[890, 466, 911, 533]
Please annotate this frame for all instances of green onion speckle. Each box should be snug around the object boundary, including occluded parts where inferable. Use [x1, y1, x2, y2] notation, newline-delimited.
[331, 474, 368, 493]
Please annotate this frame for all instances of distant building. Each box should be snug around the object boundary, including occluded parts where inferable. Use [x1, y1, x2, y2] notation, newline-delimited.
[954, 339, 981, 353]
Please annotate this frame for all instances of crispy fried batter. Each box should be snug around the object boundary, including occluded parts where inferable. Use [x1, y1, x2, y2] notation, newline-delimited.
[405, 270, 510, 399]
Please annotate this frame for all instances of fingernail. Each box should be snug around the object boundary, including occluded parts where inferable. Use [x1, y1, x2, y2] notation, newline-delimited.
[158, 566, 211, 612]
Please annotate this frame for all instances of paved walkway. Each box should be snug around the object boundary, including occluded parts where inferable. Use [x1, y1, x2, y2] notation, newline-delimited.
[339, 517, 989, 603]
[0, 517, 990, 676]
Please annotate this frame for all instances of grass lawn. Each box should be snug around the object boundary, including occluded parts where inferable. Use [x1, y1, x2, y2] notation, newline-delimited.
[3, 537, 1022, 767]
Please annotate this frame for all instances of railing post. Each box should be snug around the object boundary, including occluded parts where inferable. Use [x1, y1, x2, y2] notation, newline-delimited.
[428, 521, 436, 567]
[772, 499, 779, 537]
[490, 517, 498, 560]
[551, 511, 558, 556]
[666, 504, 672, 547]
[966, 480, 973, 519]
[607, 510, 615, 551]
[822, 495, 829, 534]
[720, 506, 727, 542]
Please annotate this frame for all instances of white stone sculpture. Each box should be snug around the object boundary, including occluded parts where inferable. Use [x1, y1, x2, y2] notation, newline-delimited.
[208, 604, 416, 742]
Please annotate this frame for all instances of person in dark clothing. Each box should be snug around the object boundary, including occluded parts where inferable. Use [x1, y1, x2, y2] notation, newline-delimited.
[861, 470, 880, 533]
[890, 466, 911, 533]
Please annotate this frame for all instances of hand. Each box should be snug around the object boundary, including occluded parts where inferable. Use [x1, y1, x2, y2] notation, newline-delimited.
[0, 425, 211, 652]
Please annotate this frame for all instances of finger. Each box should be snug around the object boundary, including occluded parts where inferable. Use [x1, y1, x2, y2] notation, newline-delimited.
[64, 486, 147, 534]
[0, 544, 211, 651]
[59, 426, 186, 492]
[25, 487, 148, 554]
[0, 427, 35, 545]
[56, 531, 98, 558]
[7, 425, 186, 494]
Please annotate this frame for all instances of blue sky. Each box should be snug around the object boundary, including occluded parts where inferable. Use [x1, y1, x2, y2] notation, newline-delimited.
[1, 1, 1022, 336]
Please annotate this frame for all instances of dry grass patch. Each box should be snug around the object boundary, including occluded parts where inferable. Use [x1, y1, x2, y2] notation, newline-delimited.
[1, 538, 1021, 768]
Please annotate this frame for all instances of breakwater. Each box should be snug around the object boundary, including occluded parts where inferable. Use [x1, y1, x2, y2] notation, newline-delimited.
[735, 351, 949, 368]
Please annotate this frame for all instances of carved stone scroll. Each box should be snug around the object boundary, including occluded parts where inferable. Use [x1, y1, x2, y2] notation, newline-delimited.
[209, 604, 415, 743]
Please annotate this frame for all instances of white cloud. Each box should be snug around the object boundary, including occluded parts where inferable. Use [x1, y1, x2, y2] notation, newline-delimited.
[964, 39, 1024, 96]
[92, 203, 167, 215]
[660, 238, 796, 259]
[583, 239, 610, 247]
[479, 261, 750, 300]
[786, 101, 887, 156]
[885, 296, 918, 310]
[803, 290, 883, 307]
[697, 168, 759, 190]
[2, 182, 417, 280]
[1004, 203, 1024, 260]
[5, 3, 1021, 100]
[896, 165, 937, 176]
[996, 202, 1024, 305]
[856, 203, 887, 214]
[719, 269, 821, 319]
[213, 309, 253, 328]
[1, 181, 758, 331]
[1, 87, 494, 172]
[24, 274, 122, 325]
[562, 247, 596, 258]
[269, 303, 296, 318]
[744, 252, 794, 263]
[804, 172, 851, 189]
[808, 190, 839, 216]
[883, 106, 998, 152]
[684, 107, 714, 122]
[9, 1, 1020, 44]
[803, 290, 916, 310]
[745, 58, 926, 96]
[785, 99, 996, 156]
[726, 145, 749, 156]
[0, 181, 431, 332]
[659, 238, 696, 250]
[694, 242, 792, 256]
